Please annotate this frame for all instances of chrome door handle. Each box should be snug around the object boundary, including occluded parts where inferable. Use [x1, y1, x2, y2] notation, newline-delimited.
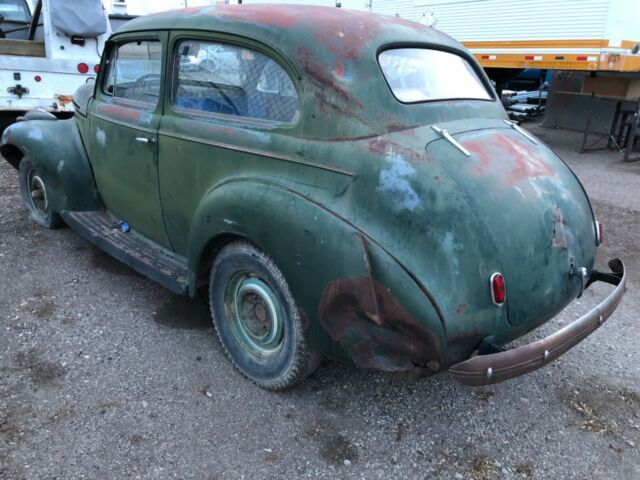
[135, 137, 155, 144]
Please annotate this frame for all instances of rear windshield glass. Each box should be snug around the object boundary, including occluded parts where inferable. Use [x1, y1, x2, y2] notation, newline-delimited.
[379, 48, 492, 103]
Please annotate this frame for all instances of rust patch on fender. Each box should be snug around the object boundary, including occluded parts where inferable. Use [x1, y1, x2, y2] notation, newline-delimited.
[319, 277, 441, 374]
[552, 205, 568, 249]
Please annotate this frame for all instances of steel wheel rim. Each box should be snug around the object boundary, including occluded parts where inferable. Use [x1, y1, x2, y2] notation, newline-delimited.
[27, 168, 48, 217]
[225, 273, 284, 359]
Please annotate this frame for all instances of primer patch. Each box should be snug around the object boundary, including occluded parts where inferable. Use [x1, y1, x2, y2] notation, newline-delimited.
[96, 128, 106, 147]
[377, 148, 419, 212]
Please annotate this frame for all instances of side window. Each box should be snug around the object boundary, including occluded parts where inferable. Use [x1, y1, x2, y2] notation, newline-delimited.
[174, 40, 300, 124]
[102, 40, 162, 106]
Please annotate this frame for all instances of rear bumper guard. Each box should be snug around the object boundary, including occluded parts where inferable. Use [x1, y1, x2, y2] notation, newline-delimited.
[449, 259, 627, 386]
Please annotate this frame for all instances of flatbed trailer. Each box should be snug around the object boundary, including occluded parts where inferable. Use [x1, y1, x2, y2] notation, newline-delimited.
[467, 39, 640, 72]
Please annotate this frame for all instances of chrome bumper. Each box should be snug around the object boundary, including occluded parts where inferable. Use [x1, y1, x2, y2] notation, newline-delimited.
[450, 259, 627, 386]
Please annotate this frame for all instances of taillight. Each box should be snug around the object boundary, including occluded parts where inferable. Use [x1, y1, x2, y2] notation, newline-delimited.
[595, 220, 603, 246]
[77, 63, 89, 74]
[490, 273, 506, 306]
[34, 75, 41, 82]
[94, 64, 100, 74]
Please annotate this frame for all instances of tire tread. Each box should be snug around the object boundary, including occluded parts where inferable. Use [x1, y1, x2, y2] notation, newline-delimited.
[209, 241, 320, 390]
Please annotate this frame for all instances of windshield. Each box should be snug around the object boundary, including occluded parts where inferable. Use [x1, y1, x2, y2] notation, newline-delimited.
[0, 0, 31, 23]
[379, 48, 492, 103]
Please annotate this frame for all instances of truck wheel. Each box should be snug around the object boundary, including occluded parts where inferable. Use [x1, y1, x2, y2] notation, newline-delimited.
[18, 158, 63, 229]
[209, 242, 321, 390]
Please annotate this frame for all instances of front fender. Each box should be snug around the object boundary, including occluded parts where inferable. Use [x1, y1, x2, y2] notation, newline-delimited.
[0, 117, 102, 212]
[187, 178, 446, 371]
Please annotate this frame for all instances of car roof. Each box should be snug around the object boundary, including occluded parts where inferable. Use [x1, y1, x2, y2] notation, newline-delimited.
[114, 5, 489, 140]
[116, 5, 460, 52]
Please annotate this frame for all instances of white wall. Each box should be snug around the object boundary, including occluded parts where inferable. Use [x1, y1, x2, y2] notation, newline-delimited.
[104, 0, 369, 15]
[370, 0, 640, 43]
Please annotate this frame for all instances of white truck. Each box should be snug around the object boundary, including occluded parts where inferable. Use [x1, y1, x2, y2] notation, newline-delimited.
[0, 0, 111, 126]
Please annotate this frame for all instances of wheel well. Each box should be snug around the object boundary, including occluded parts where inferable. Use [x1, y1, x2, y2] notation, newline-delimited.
[196, 233, 247, 289]
[0, 144, 24, 170]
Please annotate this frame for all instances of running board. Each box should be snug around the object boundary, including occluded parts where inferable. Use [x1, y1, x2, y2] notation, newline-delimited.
[61, 211, 189, 295]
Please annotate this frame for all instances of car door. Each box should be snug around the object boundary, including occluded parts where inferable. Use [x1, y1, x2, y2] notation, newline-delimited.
[157, 34, 302, 255]
[88, 32, 171, 247]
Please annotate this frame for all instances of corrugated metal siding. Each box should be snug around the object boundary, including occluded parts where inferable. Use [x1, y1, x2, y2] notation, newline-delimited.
[372, 0, 611, 41]
[371, 0, 422, 21]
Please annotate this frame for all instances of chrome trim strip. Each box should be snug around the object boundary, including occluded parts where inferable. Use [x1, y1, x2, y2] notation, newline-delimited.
[158, 131, 355, 177]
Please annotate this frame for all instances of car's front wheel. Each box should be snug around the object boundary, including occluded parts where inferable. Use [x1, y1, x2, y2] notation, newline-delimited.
[209, 242, 321, 390]
[18, 158, 63, 229]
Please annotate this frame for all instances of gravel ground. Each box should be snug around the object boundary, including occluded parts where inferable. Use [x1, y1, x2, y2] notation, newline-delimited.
[1, 124, 639, 480]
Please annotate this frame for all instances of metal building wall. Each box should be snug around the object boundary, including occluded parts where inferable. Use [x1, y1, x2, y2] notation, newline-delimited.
[369, 0, 419, 20]
[371, 0, 616, 41]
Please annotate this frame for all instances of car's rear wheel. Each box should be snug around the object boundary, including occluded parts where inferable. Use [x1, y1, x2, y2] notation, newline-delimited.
[18, 158, 63, 229]
[209, 242, 321, 390]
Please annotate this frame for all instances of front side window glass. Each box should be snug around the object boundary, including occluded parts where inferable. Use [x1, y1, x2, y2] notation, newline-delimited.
[379, 48, 492, 103]
[103, 40, 162, 106]
[175, 40, 300, 124]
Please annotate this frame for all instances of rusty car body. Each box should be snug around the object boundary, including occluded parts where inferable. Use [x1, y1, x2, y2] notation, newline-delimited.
[0, 5, 626, 389]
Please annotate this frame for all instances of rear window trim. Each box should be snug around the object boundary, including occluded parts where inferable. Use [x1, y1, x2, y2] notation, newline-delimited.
[376, 44, 497, 105]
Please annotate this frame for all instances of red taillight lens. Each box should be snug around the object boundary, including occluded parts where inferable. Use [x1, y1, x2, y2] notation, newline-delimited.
[595, 220, 603, 246]
[94, 64, 100, 74]
[77, 63, 89, 74]
[34, 75, 41, 82]
[490, 273, 506, 306]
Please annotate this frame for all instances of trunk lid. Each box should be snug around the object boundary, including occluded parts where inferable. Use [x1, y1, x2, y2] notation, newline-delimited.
[427, 126, 596, 326]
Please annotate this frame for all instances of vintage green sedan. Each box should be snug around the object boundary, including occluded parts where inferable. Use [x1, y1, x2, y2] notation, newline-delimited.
[1, 5, 627, 389]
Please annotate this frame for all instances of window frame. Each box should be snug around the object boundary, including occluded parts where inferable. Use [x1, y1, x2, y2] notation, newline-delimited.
[168, 34, 302, 128]
[376, 43, 497, 105]
[99, 36, 165, 110]
[0, 0, 32, 23]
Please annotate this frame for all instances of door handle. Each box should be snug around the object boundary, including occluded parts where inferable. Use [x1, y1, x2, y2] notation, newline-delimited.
[135, 137, 155, 144]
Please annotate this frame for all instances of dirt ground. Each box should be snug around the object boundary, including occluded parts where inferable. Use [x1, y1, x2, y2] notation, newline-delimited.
[1, 124, 639, 479]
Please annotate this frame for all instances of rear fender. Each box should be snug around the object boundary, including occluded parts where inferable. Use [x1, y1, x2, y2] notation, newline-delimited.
[0, 117, 102, 212]
[187, 178, 446, 370]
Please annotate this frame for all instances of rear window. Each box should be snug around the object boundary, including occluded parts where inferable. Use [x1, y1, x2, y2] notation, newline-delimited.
[379, 48, 492, 103]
